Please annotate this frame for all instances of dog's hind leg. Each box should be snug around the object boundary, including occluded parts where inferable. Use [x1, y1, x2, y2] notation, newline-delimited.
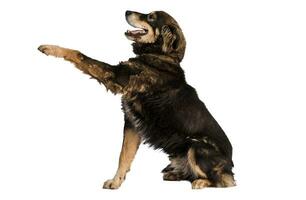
[186, 148, 212, 189]
[103, 122, 141, 189]
[187, 145, 235, 189]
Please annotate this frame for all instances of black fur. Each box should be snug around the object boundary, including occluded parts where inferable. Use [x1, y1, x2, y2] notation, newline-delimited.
[119, 11, 235, 186]
[122, 70, 234, 184]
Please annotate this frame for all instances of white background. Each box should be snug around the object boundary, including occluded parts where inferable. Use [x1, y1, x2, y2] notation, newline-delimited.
[0, 0, 305, 199]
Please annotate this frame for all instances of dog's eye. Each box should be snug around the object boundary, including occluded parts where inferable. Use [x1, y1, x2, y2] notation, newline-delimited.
[147, 13, 156, 22]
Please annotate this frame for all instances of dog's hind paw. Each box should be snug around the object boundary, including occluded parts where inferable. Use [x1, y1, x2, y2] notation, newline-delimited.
[163, 172, 181, 181]
[191, 179, 211, 189]
[103, 179, 122, 190]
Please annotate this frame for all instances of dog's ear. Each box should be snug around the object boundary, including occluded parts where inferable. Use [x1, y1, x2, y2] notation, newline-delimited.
[161, 25, 179, 53]
[161, 25, 186, 62]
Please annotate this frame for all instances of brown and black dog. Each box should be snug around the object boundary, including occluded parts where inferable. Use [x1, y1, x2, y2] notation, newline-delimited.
[38, 10, 235, 189]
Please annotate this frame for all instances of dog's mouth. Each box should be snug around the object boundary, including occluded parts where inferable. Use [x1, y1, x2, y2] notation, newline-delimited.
[125, 23, 149, 39]
[125, 22, 155, 43]
[125, 28, 148, 38]
[125, 11, 157, 43]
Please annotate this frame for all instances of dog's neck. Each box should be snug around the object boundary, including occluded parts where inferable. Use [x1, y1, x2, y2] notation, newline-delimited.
[132, 38, 163, 56]
[132, 41, 181, 64]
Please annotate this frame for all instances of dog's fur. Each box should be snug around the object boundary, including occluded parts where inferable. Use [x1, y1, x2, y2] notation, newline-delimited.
[38, 10, 235, 189]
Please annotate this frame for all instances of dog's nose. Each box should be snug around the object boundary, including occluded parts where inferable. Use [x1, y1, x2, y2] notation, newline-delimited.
[126, 10, 132, 17]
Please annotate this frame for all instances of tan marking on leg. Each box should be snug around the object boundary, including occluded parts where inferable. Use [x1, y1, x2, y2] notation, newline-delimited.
[187, 148, 207, 178]
[103, 128, 141, 189]
[191, 179, 211, 189]
[38, 45, 82, 63]
[39, 44, 92, 79]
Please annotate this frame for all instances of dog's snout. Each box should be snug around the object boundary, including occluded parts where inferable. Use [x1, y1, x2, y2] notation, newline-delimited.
[125, 10, 132, 17]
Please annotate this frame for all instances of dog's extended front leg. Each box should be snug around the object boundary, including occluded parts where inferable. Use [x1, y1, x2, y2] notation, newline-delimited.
[103, 124, 141, 189]
[38, 45, 123, 94]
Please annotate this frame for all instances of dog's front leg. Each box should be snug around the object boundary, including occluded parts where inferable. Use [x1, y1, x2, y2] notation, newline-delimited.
[38, 45, 123, 94]
[103, 125, 141, 189]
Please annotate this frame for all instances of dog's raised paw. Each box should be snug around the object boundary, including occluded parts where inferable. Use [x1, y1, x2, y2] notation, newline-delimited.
[103, 179, 121, 190]
[38, 45, 64, 57]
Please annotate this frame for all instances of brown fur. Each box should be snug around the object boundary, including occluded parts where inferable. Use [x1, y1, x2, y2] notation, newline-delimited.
[38, 45, 123, 94]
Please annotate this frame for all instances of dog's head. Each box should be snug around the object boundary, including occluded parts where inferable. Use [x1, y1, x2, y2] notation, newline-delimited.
[125, 10, 186, 62]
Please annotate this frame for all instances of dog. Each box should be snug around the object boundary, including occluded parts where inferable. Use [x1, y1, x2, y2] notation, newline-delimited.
[38, 10, 235, 189]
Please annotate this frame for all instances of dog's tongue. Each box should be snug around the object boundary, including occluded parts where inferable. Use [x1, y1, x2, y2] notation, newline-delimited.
[126, 29, 146, 37]
[132, 30, 145, 34]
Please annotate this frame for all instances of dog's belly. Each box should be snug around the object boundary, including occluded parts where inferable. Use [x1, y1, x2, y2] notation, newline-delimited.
[122, 99, 189, 154]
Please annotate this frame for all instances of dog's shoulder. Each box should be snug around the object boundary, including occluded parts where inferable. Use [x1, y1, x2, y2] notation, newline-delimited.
[119, 54, 185, 97]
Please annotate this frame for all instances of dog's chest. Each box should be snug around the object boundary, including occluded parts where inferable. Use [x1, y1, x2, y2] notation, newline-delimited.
[121, 98, 187, 153]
